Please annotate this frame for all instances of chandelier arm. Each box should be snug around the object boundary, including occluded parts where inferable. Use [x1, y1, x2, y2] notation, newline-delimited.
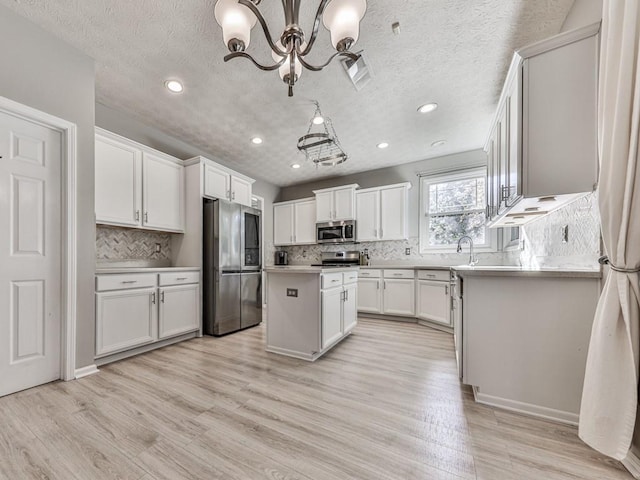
[296, 50, 361, 72]
[298, 0, 331, 57]
[223, 51, 288, 71]
[238, 0, 287, 56]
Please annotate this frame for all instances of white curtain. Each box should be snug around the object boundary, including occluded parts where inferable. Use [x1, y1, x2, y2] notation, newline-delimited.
[579, 0, 640, 460]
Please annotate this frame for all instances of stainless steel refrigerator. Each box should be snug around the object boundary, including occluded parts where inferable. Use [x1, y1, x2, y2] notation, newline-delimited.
[203, 198, 262, 336]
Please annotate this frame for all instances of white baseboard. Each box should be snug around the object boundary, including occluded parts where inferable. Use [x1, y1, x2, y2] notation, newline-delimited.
[622, 449, 640, 479]
[472, 387, 579, 426]
[74, 364, 99, 379]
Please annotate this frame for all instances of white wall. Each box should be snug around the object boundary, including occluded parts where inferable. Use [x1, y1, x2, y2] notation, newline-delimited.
[0, 5, 96, 369]
[561, 0, 603, 31]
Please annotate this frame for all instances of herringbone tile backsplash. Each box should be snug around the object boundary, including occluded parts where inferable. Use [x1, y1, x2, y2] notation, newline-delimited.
[96, 226, 172, 260]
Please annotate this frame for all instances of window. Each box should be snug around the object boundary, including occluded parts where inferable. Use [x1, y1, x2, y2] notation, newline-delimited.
[419, 168, 496, 252]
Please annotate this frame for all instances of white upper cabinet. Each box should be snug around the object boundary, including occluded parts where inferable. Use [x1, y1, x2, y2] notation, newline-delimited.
[356, 183, 410, 242]
[313, 184, 358, 222]
[143, 153, 184, 232]
[273, 198, 316, 246]
[95, 128, 184, 233]
[202, 161, 253, 207]
[484, 23, 599, 227]
[95, 134, 142, 227]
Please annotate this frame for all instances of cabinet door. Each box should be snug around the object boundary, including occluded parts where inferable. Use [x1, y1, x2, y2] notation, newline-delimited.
[321, 287, 343, 349]
[496, 107, 509, 215]
[273, 203, 294, 246]
[204, 164, 230, 200]
[356, 190, 379, 241]
[294, 200, 316, 244]
[159, 284, 200, 339]
[143, 153, 184, 232]
[315, 191, 334, 222]
[333, 188, 355, 220]
[380, 186, 408, 240]
[95, 135, 142, 226]
[231, 176, 252, 206]
[382, 279, 415, 316]
[96, 288, 157, 357]
[343, 283, 358, 334]
[357, 278, 382, 313]
[506, 76, 521, 202]
[486, 136, 497, 220]
[416, 280, 451, 326]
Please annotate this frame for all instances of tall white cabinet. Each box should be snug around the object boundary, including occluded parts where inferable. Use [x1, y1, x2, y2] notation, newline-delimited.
[356, 183, 410, 242]
[95, 128, 185, 233]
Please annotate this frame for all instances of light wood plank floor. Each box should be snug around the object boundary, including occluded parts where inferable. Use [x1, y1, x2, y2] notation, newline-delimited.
[0, 318, 632, 480]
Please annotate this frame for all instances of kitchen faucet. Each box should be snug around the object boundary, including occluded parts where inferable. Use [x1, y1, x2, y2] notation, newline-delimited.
[457, 236, 478, 266]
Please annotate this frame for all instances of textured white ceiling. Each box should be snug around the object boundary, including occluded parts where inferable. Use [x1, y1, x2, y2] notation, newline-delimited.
[1, 0, 574, 186]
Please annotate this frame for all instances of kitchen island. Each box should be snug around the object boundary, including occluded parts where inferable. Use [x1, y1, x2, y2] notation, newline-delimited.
[264, 266, 358, 361]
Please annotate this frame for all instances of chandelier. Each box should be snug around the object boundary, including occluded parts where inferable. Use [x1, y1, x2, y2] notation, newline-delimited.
[297, 102, 348, 167]
[214, 0, 367, 96]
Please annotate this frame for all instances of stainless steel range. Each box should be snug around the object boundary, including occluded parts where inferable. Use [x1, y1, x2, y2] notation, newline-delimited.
[311, 251, 360, 267]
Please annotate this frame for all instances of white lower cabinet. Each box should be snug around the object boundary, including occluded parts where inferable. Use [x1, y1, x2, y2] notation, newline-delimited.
[416, 280, 451, 326]
[343, 282, 358, 333]
[382, 278, 415, 316]
[159, 284, 200, 339]
[321, 286, 344, 349]
[96, 270, 200, 361]
[96, 288, 157, 356]
[357, 277, 382, 313]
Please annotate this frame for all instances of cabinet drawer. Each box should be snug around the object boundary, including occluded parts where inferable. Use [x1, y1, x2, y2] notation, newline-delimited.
[343, 271, 359, 284]
[358, 269, 381, 278]
[383, 269, 415, 279]
[159, 271, 200, 286]
[322, 272, 344, 289]
[417, 270, 450, 282]
[96, 273, 157, 292]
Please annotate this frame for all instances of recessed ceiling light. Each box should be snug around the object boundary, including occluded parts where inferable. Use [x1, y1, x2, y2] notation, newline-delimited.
[312, 116, 324, 125]
[431, 140, 446, 147]
[291, 163, 301, 169]
[377, 142, 389, 149]
[165, 80, 184, 93]
[418, 103, 438, 114]
[251, 137, 263, 145]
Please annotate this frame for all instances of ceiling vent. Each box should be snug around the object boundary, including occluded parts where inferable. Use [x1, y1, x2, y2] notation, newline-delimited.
[340, 51, 373, 91]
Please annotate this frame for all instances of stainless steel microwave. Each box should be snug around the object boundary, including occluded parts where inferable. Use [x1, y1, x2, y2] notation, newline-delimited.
[316, 220, 356, 244]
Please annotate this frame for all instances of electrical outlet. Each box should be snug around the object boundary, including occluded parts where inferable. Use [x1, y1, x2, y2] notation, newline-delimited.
[286, 288, 298, 297]
[561, 225, 569, 244]
[405, 247, 411, 255]
[155, 243, 161, 253]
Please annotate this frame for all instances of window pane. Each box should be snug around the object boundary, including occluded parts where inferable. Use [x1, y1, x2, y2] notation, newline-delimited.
[428, 212, 486, 246]
[429, 177, 485, 214]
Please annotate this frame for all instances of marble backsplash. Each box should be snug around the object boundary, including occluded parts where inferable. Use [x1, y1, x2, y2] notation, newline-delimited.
[519, 192, 601, 269]
[276, 237, 518, 267]
[96, 225, 172, 266]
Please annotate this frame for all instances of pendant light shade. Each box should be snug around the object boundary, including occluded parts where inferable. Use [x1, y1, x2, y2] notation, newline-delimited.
[322, 0, 367, 51]
[272, 40, 306, 82]
[214, 0, 257, 51]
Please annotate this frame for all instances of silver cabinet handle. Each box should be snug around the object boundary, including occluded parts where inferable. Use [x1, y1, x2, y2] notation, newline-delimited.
[161, 290, 165, 303]
[345, 290, 349, 301]
[426, 274, 436, 278]
[135, 210, 140, 221]
[331, 279, 340, 283]
[121, 280, 137, 284]
[176, 277, 188, 280]
[144, 211, 148, 223]
[151, 292, 156, 304]
[377, 280, 380, 290]
[383, 280, 386, 289]
[445, 285, 449, 295]
[393, 273, 403, 276]
[232, 191, 235, 201]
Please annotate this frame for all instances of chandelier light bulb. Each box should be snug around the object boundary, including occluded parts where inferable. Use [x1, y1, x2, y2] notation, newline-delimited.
[272, 40, 305, 82]
[312, 116, 324, 125]
[214, 0, 257, 51]
[322, 0, 367, 51]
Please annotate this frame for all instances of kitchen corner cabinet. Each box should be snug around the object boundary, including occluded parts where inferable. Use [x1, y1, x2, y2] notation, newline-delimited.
[485, 23, 599, 227]
[357, 269, 415, 317]
[356, 183, 410, 242]
[273, 198, 316, 246]
[95, 128, 185, 232]
[357, 270, 382, 313]
[203, 162, 253, 207]
[95, 270, 200, 361]
[416, 270, 451, 327]
[313, 184, 359, 222]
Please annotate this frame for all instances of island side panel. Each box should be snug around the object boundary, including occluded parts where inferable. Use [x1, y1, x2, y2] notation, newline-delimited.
[266, 272, 321, 359]
[463, 275, 599, 420]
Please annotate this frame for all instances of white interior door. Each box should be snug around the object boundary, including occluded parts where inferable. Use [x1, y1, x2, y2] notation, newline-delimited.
[0, 110, 62, 397]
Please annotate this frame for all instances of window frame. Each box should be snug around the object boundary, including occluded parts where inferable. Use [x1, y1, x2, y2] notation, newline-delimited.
[419, 167, 498, 253]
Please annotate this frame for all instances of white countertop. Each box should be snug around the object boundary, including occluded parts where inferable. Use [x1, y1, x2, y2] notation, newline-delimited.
[96, 266, 201, 274]
[264, 265, 358, 274]
[452, 265, 601, 278]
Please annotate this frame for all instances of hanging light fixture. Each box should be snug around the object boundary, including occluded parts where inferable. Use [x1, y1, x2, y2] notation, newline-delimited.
[214, 0, 367, 96]
[297, 102, 348, 167]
